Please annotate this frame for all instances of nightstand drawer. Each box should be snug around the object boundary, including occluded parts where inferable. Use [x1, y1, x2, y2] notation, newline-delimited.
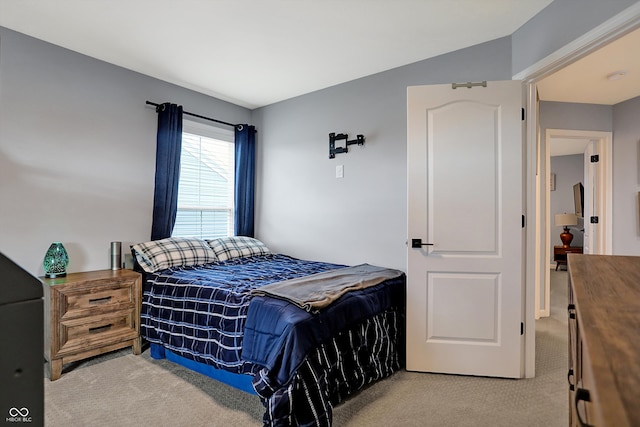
[565, 248, 583, 253]
[56, 310, 137, 356]
[58, 279, 136, 319]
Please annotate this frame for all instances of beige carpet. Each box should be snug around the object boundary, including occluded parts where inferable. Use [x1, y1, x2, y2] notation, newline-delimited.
[45, 270, 569, 426]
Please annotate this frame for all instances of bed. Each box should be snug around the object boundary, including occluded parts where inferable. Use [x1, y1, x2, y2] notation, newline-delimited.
[131, 236, 406, 426]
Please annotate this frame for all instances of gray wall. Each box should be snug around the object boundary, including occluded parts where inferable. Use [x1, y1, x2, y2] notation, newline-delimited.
[1, 1, 634, 275]
[538, 102, 613, 132]
[252, 0, 638, 271]
[539, 101, 611, 264]
[540, 98, 640, 257]
[0, 27, 251, 275]
[511, 0, 638, 75]
[252, 38, 513, 271]
[612, 96, 640, 254]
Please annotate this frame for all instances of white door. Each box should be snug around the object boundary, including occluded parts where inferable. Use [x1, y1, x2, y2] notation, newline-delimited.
[407, 80, 523, 378]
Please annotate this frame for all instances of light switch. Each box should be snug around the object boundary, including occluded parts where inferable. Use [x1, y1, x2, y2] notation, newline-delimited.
[336, 164, 344, 178]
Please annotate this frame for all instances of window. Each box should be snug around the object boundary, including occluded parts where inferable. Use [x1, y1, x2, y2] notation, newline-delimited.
[171, 120, 234, 239]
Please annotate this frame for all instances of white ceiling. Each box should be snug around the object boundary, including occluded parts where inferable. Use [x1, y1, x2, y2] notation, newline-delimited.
[537, 27, 640, 106]
[0, 0, 555, 109]
[549, 137, 590, 157]
[542, 26, 640, 157]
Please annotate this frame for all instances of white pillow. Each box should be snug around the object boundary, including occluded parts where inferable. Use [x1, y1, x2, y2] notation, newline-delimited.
[206, 236, 271, 262]
[131, 237, 217, 273]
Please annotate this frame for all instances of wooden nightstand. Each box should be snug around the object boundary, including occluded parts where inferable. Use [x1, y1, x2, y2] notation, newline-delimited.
[553, 246, 583, 271]
[41, 269, 142, 380]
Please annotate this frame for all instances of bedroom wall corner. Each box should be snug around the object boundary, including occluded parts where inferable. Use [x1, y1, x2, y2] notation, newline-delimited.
[251, 37, 513, 272]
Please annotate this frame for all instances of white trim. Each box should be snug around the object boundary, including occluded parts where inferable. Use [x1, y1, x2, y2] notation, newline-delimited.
[514, 2, 640, 83]
[543, 128, 551, 320]
[183, 119, 234, 142]
[515, 2, 640, 379]
[539, 305, 550, 318]
[523, 82, 538, 377]
[543, 129, 612, 312]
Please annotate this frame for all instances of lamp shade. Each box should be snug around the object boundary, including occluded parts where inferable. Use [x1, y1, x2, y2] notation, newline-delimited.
[554, 213, 578, 227]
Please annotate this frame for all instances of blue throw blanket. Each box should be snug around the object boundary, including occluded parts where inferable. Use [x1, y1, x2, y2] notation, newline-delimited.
[250, 263, 404, 312]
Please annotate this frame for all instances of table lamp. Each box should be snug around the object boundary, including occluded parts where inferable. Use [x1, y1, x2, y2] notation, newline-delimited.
[554, 213, 578, 248]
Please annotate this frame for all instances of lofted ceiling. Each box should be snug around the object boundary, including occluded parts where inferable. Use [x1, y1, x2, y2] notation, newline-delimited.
[0, 1, 637, 111]
[0, 0, 555, 109]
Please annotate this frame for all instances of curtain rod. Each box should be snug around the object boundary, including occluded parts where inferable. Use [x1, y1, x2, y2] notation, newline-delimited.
[145, 100, 242, 130]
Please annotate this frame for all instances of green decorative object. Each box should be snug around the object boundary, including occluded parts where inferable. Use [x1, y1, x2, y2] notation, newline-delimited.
[43, 242, 69, 278]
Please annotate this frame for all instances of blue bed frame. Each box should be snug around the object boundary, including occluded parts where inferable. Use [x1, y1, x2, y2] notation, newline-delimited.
[149, 343, 257, 395]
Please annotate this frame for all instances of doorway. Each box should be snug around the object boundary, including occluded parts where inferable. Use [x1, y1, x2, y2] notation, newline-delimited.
[538, 129, 612, 318]
[515, 4, 640, 377]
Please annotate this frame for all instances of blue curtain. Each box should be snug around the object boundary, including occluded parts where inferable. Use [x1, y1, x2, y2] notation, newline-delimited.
[151, 103, 183, 240]
[234, 125, 256, 237]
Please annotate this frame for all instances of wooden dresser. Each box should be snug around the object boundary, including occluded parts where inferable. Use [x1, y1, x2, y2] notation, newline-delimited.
[42, 269, 142, 380]
[567, 254, 640, 426]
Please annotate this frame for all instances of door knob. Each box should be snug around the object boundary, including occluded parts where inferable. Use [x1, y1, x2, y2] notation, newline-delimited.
[411, 238, 434, 248]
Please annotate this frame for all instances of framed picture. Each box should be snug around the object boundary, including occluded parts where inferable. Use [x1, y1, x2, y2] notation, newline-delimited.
[550, 173, 556, 191]
[573, 183, 584, 218]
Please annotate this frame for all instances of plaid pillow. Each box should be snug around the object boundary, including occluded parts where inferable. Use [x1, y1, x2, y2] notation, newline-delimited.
[206, 236, 271, 262]
[131, 237, 217, 273]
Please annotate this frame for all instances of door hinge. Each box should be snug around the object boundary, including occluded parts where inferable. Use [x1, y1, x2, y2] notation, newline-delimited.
[522, 215, 526, 228]
[590, 154, 599, 163]
[521, 322, 524, 335]
[451, 81, 487, 89]
[521, 108, 525, 121]
[590, 216, 599, 224]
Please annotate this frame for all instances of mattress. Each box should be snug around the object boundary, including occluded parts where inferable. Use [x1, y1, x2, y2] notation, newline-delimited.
[141, 254, 343, 374]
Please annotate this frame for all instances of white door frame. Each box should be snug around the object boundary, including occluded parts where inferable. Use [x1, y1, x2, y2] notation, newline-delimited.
[538, 129, 612, 318]
[514, 3, 640, 378]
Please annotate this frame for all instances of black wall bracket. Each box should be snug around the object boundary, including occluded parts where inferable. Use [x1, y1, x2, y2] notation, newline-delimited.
[329, 132, 365, 159]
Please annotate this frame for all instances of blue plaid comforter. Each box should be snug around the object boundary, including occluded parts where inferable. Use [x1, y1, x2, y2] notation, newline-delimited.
[140, 254, 345, 374]
[142, 253, 406, 426]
